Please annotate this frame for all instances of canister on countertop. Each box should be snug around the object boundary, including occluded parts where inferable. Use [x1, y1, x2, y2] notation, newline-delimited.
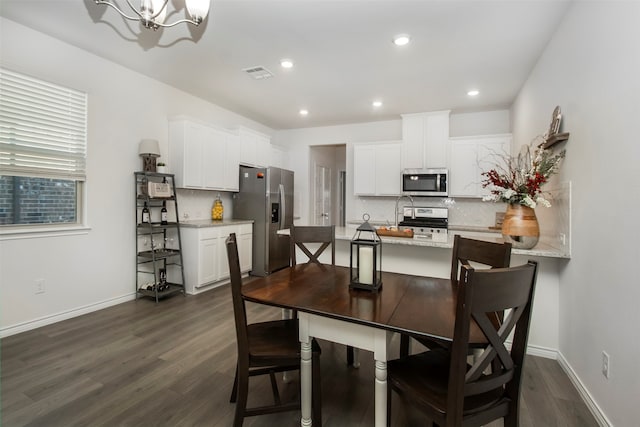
[212, 193, 224, 220]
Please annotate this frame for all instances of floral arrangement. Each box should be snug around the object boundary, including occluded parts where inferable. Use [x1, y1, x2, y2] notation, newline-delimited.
[481, 137, 565, 208]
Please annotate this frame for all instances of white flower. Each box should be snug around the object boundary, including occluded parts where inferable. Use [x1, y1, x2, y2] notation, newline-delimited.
[503, 189, 516, 199]
[482, 194, 498, 202]
[522, 195, 536, 208]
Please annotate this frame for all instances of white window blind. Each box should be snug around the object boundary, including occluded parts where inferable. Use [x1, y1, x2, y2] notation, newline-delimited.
[0, 68, 87, 181]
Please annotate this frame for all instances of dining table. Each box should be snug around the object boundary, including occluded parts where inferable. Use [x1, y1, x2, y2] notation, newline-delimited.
[241, 263, 486, 427]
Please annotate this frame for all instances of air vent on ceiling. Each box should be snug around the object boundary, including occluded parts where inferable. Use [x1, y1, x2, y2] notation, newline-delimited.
[242, 66, 274, 80]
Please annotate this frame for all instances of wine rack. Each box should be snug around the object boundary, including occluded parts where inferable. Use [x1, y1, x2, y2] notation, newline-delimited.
[135, 171, 186, 302]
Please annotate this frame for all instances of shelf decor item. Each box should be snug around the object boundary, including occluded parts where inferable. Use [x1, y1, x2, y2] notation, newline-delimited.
[481, 137, 566, 249]
[349, 214, 382, 292]
[139, 139, 161, 172]
[156, 162, 166, 173]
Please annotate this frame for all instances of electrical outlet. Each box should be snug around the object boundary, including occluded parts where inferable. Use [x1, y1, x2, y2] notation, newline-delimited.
[602, 351, 610, 379]
[35, 279, 45, 294]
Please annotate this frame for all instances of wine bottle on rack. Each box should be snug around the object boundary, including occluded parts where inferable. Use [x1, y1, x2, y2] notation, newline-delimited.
[161, 201, 168, 225]
[142, 202, 150, 224]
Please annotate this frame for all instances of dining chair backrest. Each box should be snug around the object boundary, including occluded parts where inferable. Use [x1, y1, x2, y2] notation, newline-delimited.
[290, 225, 335, 266]
[447, 261, 538, 426]
[450, 234, 512, 282]
[226, 233, 249, 368]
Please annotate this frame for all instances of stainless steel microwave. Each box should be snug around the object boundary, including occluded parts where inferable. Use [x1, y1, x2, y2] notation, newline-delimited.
[401, 168, 448, 197]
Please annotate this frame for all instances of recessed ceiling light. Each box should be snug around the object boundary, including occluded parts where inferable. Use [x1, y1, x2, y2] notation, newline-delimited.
[299, 109, 309, 116]
[393, 34, 411, 46]
[280, 59, 293, 69]
[467, 90, 480, 97]
[372, 100, 383, 108]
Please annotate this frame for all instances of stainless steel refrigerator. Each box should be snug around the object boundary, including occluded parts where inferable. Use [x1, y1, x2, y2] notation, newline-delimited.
[232, 166, 294, 276]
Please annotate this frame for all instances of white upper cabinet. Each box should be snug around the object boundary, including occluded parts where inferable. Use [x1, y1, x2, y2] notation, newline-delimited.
[449, 134, 511, 198]
[238, 126, 270, 168]
[169, 118, 240, 191]
[401, 110, 450, 170]
[269, 144, 288, 169]
[353, 142, 401, 196]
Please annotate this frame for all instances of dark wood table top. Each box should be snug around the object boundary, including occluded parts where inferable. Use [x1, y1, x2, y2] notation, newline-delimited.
[241, 264, 485, 343]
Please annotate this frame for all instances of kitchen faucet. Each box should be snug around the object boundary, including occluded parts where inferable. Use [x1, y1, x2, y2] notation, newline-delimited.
[394, 194, 414, 228]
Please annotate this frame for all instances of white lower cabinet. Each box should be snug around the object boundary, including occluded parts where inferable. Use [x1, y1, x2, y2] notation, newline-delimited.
[181, 223, 253, 294]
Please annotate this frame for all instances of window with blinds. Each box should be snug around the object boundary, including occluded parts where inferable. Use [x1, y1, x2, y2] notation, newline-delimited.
[0, 68, 87, 227]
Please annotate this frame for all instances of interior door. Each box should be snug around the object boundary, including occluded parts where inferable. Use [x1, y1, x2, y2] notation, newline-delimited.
[314, 165, 332, 225]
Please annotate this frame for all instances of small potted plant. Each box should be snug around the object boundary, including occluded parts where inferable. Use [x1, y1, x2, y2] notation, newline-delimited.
[156, 162, 167, 173]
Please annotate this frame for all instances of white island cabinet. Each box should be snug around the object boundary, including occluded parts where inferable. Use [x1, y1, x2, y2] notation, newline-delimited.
[168, 117, 240, 191]
[449, 134, 511, 198]
[180, 221, 253, 294]
[353, 141, 402, 196]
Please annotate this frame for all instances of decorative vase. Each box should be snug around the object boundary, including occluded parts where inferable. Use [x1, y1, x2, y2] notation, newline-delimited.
[501, 204, 539, 249]
[157, 166, 166, 174]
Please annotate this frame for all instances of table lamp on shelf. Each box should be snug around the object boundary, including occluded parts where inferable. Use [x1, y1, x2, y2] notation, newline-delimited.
[139, 139, 160, 172]
[349, 214, 382, 292]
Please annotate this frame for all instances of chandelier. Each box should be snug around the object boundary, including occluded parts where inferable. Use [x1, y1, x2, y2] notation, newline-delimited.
[94, 0, 211, 30]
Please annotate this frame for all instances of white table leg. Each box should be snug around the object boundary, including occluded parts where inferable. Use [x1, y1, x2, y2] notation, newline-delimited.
[300, 340, 313, 427]
[374, 360, 387, 427]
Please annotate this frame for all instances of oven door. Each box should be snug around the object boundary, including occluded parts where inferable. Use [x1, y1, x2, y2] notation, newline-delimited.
[401, 169, 448, 196]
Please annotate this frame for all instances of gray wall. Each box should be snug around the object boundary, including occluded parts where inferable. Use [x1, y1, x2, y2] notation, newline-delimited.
[511, 2, 640, 425]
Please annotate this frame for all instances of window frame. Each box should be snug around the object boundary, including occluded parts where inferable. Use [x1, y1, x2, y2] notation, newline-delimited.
[0, 68, 88, 238]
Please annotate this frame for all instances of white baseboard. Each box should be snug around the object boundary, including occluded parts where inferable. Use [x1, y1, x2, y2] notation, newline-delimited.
[557, 352, 612, 427]
[525, 343, 558, 360]
[0, 293, 136, 338]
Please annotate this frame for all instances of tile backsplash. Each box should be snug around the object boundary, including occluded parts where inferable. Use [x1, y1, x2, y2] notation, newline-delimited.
[348, 181, 571, 252]
[176, 189, 234, 221]
[348, 196, 506, 227]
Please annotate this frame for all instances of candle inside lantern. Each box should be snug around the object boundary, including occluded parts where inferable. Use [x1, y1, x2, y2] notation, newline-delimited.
[358, 246, 373, 285]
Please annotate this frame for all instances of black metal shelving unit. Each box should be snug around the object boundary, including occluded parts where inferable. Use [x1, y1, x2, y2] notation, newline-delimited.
[135, 172, 186, 302]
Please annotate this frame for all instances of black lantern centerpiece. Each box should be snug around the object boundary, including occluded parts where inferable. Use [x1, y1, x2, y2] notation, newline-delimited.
[350, 214, 382, 292]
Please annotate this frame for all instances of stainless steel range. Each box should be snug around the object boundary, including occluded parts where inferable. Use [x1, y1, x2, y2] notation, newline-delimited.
[398, 206, 448, 242]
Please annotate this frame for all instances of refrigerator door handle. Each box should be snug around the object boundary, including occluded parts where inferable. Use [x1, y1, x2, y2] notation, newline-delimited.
[278, 183, 286, 230]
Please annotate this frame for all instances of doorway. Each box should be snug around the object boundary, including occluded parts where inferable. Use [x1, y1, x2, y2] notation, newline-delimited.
[309, 145, 346, 226]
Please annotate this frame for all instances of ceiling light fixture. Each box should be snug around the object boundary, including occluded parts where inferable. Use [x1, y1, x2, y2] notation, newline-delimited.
[392, 34, 411, 46]
[372, 100, 383, 107]
[299, 109, 309, 116]
[467, 90, 480, 96]
[280, 59, 294, 69]
[94, 0, 211, 30]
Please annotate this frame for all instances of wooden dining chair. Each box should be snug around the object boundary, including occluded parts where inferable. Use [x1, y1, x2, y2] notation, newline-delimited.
[400, 234, 512, 356]
[226, 233, 322, 427]
[387, 261, 539, 427]
[290, 224, 335, 266]
[289, 225, 357, 365]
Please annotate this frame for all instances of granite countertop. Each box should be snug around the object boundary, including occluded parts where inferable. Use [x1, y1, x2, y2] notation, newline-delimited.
[180, 219, 254, 228]
[280, 226, 570, 259]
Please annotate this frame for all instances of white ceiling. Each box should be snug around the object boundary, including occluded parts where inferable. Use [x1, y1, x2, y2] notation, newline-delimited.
[0, 0, 571, 130]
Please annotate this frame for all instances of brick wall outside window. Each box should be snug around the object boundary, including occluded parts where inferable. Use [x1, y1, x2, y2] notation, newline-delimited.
[0, 176, 77, 225]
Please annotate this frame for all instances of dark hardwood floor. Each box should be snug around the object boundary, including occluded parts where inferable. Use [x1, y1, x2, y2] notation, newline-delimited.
[1, 282, 598, 427]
